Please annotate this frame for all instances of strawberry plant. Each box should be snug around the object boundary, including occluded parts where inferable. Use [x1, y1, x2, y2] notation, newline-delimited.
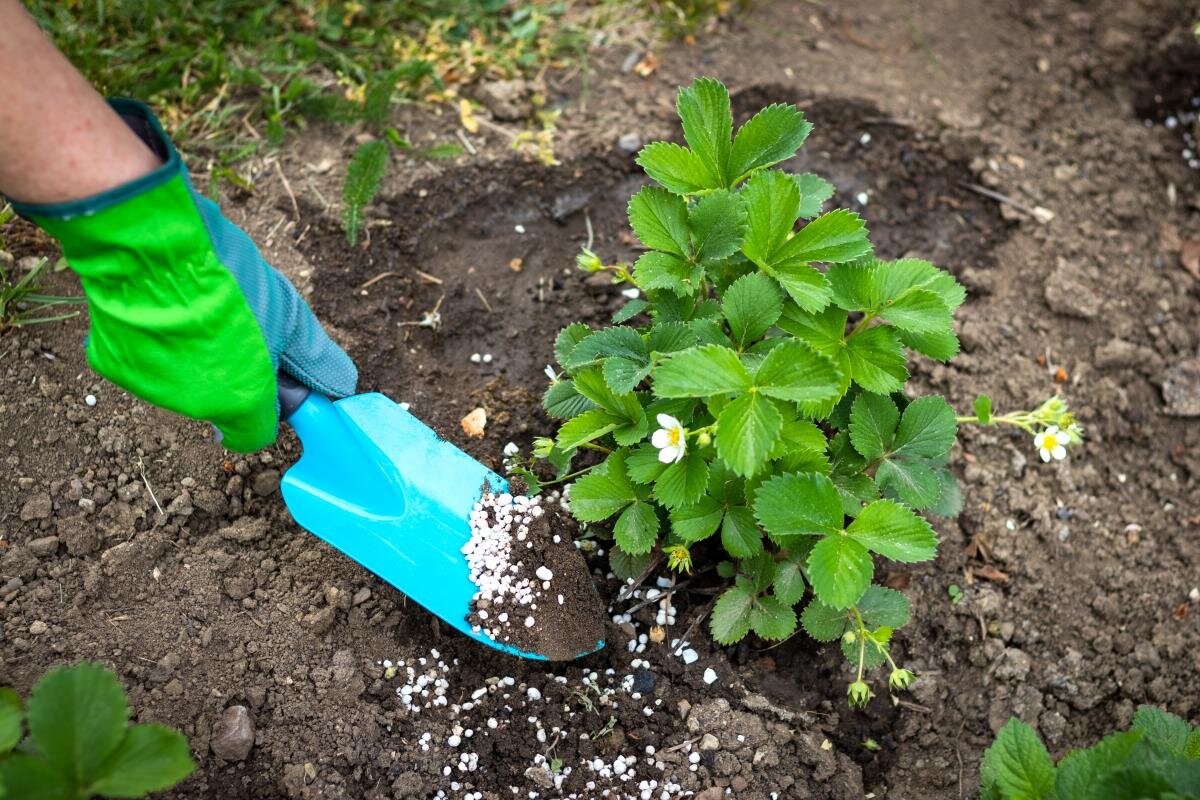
[0, 662, 194, 799]
[528, 77, 1081, 703]
[982, 706, 1200, 799]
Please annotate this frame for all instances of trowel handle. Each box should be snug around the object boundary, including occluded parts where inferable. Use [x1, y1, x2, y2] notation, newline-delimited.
[277, 371, 313, 422]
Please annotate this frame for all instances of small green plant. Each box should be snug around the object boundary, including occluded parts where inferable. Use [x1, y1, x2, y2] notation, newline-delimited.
[527, 77, 1081, 703]
[0, 256, 85, 334]
[648, 0, 749, 39]
[982, 706, 1200, 799]
[0, 662, 195, 799]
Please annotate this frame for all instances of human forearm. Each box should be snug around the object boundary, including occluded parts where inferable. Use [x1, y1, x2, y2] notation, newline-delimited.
[0, 0, 160, 204]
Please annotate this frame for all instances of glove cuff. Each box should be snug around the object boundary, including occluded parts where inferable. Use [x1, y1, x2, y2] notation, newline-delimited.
[8, 98, 180, 222]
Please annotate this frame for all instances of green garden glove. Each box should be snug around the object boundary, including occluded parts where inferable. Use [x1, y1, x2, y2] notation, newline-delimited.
[8, 99, 357, 452]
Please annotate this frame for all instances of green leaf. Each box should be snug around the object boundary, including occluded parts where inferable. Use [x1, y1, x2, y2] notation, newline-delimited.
[773, 555, 807, 605]
[565, 326, 647, 370]
[612, 405, 651, 447]
[628, 186, 691, 257]
[0, 688, 20, 754]
[729, 104, 812, 182]
[974, 395, 993, 425]
[653, 345, 753, 397]
[26, 662, 129, 787]
[841, 631, 889, 669]
[635, 251, 702, 296]
[723, 272, 782, 349]
[614, 502, 660, 555]
[847, 500, 937, 563]
[780, 209, 871, 264]
[876, 458, 942, 509]
[833, 472, 879, 516]
[741, 170, 799, 268]
[655, 452, 710, 510]
[768, 261, 832, 314]
[750, 595, 797, 641]
[981, 719, 1055, 800]
[754, 340, 843, 405]
[603, 357, 653, 395]
[636, 141, 710, 195]
[610, 545, 655, 581]
[612, 297, 650, 324]
[845, 326, 908, 394]
[899, 328, 960, 362]
[928, 468, 963, 518]
[893, 396, 958, 460]
[88, 724, 195, 798]
[669, 496, 725, 543]
[848, 392, 898, 460]
[677, 77, 732, 189]
[807, 535, 873, 609]
[569, 452, 636, 521]
[343, 140, 389, 246]
[646, 322, 698, 356]
[827, 261, 878, 311]
[855, 585, 911, 629]
[795, 173, 835, 219]
[689, 189, 747, 261]
[543, 380, 596, 419]
[1187, 729, 1200, 760]
[801, 598, 848, 642]
[1053, 731, 1141, 800]
[0, 754, 74, 800]
[573, 368, 640, 418]
[720, 506, 763, 558]
[876, 258, 966, 311]
[878, 289, 952, 334]
[1132, 707, 1192, 756]
[716, 392, 782, 478]
[711, 583, 754, 644]
[557, 408, 623, 450]
[627, 444, 669, 484]
[754, 472, 843, 540]
[554, 323, 591, 368]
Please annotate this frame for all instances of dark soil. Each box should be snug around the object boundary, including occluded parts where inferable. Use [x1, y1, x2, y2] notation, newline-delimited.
[3, 1, 1200, 798]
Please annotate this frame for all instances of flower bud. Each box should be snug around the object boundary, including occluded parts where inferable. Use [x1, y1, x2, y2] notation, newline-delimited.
[696, 432, 712, 447]
[847, 680, 873, 708]
[575, 248, 604, 273]
[666, 545, 693, 574]
[532, 437, 555, 459]
[889, 668, 915, 692]
[841, 631, 857, 646]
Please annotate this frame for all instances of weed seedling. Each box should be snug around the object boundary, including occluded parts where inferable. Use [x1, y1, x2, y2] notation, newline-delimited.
[535, 77, 1083, 704]
[0, 257, 84, 334]
[0, 662, 194, 798]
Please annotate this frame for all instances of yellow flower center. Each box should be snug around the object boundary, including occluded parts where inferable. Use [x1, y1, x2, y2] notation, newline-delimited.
[667, 427, 681, 447]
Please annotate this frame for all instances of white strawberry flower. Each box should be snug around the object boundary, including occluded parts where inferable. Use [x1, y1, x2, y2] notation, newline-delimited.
[1034, 426, 1069, 462]
[651, 413, 686, 464]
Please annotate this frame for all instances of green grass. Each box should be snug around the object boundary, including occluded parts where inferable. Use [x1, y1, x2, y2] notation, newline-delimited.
[27, 0, 591, 157]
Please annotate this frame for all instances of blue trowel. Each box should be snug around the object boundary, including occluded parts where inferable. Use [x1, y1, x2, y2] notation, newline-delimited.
[274, 373, 602, 660]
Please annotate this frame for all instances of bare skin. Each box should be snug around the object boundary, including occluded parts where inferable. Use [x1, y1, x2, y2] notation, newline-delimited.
[0, 0, 161, 204]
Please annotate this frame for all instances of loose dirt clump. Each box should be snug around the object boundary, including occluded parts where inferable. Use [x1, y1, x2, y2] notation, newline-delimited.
[463, 484, 603, 660]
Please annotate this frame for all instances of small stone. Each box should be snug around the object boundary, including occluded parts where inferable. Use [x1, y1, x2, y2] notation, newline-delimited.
[631, 668, 656, 694]
[475, 79, 532, 120]
[211, 705, 255, 761]
[222, 575, 254, 600]
[252, 470, 281, 497]
[1162, 358, 1200, 417]
[218, 517, 270, 543]
[27, 536, 60, 558]
[703, 668, 718, 685]
[164, 678, 184, 697]
[682, 648, 699, 664]
[85, 394, 97, 407]
[535, 566, 553, 581]
[1043, 260, 1100, 319]
[617, 132, 642, 153]
[700, 733, 720, 751]
[730, 775, 750, 792]
[524, 765, 554, 789]
[20, 493, 53, 521]
[352, 587, 372, 606]
[29, 621, 48, 635]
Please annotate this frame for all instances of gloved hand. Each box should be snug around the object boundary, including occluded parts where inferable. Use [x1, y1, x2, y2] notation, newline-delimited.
[8, 99, 356, 452]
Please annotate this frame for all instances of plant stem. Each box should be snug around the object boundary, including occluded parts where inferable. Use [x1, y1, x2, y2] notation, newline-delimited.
[539, 464, 597, 487]
[846, 311, 878, 340]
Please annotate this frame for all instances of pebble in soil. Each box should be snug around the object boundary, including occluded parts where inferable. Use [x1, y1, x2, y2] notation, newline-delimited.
[463, 486, 604, 660]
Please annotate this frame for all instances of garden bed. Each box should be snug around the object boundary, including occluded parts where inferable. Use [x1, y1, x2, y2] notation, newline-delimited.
[2, 0, 1200, 797]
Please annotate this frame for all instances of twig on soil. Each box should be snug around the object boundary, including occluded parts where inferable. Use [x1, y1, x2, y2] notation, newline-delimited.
[624, 581, 689, 615]
[955, 719, 967, 799]
[304, 176, 331, 211]
[474, 287, 494, 313]
[274, 160, 301, 223]
[662, 737, 700, 753]
[455, 129, 477, 156]
[584, 210, 594, 251]
[414, 269, 443, 285]
[671, 596, 717, 657]
[958, 181, 1055, 223]
[616, 550, 663, 602]
[136, 457, 165, 516]
[360, 271, 402, 289]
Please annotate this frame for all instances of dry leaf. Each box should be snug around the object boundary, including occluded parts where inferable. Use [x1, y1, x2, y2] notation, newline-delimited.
[461, 407, 487, 437]
[509, 257, 523, 272]
[459, 98, 479, 134]
[1159, 222, 1182, 253]
[972, 565, 1011, 585]
[1180, 239, 1200, 281]
[633, 51, 659, 77]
